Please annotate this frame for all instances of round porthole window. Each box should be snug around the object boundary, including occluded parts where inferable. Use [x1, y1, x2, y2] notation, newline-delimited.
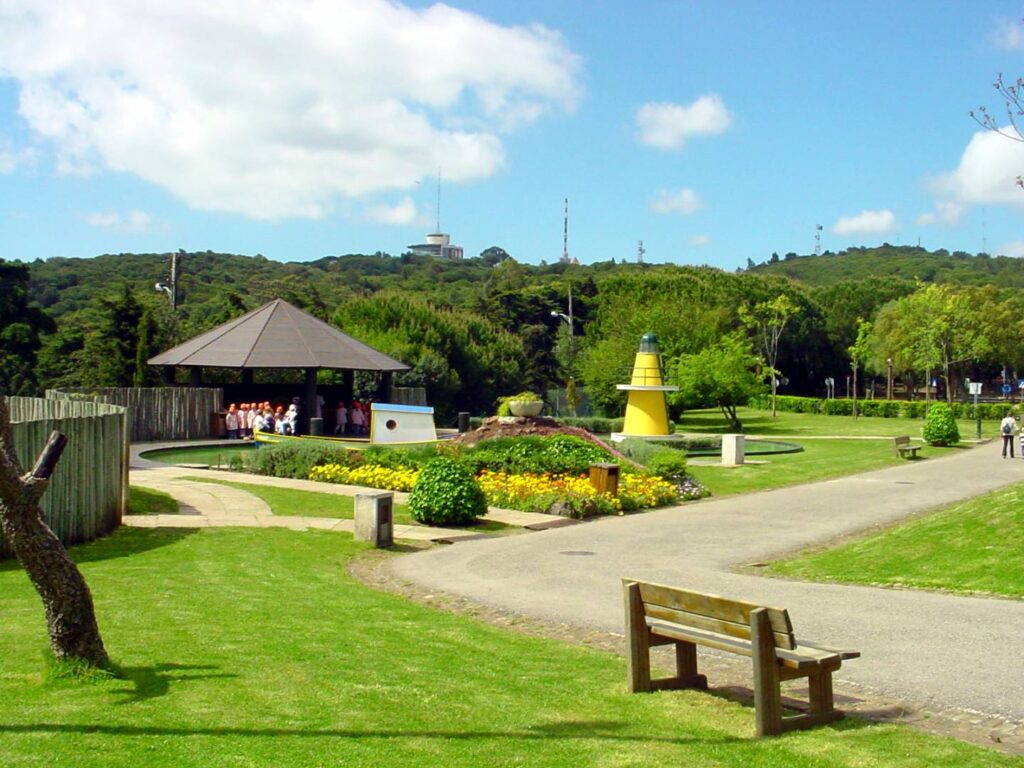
[385, 419, 398, 431]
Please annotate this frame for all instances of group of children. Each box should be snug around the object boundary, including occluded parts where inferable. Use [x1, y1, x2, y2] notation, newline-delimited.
[334, 400, 371, 436]
[225, 401, 302, 439]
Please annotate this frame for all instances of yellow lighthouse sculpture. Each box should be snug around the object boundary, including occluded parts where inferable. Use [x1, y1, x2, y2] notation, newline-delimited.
[615, 332, 678, 438]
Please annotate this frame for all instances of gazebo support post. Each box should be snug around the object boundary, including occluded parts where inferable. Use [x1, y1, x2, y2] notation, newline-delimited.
[343, 371, 354, 409]
[189, 367, 202, 387]
[379, 372, 393, 403]
[241, 369, 253, 386]
[303, 368, 318, 436]
[162, 366, 175, 385]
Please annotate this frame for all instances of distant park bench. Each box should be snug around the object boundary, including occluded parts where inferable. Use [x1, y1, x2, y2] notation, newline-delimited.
[892, 436, 921, 459]
[623, 579, 860, 737]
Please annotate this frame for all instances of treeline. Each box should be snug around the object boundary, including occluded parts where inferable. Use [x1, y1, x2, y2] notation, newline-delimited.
[3, 245, 1020, 419]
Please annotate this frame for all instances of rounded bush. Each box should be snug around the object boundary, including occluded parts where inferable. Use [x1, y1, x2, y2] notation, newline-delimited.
[408, 457, 488, 526]
[646, 449, 688, 483]
[923, 402, 960, 446]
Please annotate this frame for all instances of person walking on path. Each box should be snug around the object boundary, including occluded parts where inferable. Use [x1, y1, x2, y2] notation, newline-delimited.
[1000, 412, 1017, 458]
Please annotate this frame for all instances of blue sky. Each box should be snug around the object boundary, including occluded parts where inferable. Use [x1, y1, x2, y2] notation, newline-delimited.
[2, 1, 1024, 269]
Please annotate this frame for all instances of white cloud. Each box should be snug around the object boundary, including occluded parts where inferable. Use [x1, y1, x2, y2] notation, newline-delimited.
[916, 201, 964, 227]
[635, 95, 732, 150]
[993, 20, 1024, 51]
[363, 196, 426, 226]
[688, 234, 710, 247]
[934, 128, 1024, 207]
[650, 188, 703, 216]
[85, 209, 152, 232]
[998, 240, 1024, 258]
[833, 209, 896, 236]
[0, 1, 582, 219]
[0, 136, 37, 173]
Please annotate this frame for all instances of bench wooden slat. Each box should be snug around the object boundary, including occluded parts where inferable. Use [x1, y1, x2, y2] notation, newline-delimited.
[646, 618, 839, 670]
[634, 580, 794, 645]
[797, 639, 861, 661]
[644, 602, 796, 651]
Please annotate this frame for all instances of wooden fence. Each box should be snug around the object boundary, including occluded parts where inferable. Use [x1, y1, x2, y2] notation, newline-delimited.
[47, 387, 223, 442]
[390, 386, 427, 406]
[3, 397, 128, 558]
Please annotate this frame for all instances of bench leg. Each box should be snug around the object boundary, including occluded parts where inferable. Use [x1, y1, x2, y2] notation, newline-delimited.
[674, 640, 708, 689]
[751, 608, 783, 737]
[808, 669, 834, 714]
[624, 582, 652, 693]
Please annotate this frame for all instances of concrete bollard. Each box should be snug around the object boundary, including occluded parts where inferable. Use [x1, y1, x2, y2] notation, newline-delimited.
[354, 492, 394, 547]
[722, 434, 745, 466]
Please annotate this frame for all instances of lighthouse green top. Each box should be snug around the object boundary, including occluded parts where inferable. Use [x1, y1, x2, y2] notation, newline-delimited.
[638, 332, 660, 354]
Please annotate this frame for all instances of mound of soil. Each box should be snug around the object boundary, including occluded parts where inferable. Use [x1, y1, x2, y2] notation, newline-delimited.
[453, 416, 641, 468]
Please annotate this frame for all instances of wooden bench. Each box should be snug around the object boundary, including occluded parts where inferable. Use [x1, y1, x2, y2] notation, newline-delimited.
[893, 436, 920, 459]
[623, 579, 860, 737]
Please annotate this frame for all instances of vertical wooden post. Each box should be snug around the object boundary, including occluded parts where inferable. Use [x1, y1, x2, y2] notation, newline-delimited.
[751, 607, 783, 737]
[623, 581, 652, 693]
[808, 670, 834, 714]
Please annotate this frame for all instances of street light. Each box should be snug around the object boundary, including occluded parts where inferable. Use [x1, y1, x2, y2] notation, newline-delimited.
[551, 286, 577, 415]
[886, 357, 893, 401]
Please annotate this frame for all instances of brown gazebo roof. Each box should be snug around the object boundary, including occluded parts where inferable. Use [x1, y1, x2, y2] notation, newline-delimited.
[148, 298, 409, 371]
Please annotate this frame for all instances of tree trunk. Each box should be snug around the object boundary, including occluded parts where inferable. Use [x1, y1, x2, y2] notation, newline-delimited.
[0, 488, 109, 666]
[0, 400, 109, 667]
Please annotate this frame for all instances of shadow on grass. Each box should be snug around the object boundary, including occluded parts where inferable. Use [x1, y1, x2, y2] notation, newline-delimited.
[0, 719, 740, 744]
[0, 528, 199, 571]
[0, 710, 874, 742]
[110, 663, 237, 705]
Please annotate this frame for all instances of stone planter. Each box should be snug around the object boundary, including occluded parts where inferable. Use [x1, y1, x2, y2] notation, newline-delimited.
[507, 400, 543, 417]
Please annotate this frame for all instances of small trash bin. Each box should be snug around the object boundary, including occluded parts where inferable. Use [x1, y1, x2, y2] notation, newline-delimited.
[457, 412, 470, 433]
[211, 411, 227, 438]
[354, 492, 394, 548]
[589, 462, 620, 497]
[309, 417, 324, 436]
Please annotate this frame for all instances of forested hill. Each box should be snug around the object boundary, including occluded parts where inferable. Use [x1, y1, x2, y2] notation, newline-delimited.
[747, 245, 1024, 287]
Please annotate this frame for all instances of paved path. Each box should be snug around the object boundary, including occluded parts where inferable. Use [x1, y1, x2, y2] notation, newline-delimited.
[390, 443, 1024, 723]
[126, 442, 564, 541]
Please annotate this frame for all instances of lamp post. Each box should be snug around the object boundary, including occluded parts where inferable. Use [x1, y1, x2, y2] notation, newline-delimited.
[551, 285, 577, 416]
[886, 357, 893, 401]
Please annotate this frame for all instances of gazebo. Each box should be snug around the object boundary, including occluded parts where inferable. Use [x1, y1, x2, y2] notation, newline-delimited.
[148, 298, 409, 433]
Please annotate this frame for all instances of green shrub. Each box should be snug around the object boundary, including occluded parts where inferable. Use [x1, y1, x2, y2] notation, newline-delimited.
[408, 457, 488, 526]
[616, 438, 663, 465]
[462, 434, 613, 475]
[923, 402, 960, 446]
[244, 442, 354, 478]
[360, 443, 443, 471]
[646, 449, 688, 483]
[555, 416, 626, 434]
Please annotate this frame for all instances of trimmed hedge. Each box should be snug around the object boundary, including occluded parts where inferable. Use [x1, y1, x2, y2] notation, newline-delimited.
[748, 394, 1007, 421]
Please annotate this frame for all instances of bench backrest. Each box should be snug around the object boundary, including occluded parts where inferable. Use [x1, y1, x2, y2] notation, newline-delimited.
[624, 578, 796, 650]
[893, 436, 911, 446]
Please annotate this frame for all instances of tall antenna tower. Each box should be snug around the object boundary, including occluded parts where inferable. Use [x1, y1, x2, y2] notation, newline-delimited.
[561, 198, 570, 263]
[814, 224, 823, 256]
[637, 240, 645, 263]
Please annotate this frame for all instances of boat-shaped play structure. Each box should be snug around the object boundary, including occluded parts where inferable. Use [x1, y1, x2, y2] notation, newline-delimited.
[255, 403, 456, 448]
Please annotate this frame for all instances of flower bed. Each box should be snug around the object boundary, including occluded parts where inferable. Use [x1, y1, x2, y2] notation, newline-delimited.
[310, 461, 681, 519]
[309, 463, 418, 492]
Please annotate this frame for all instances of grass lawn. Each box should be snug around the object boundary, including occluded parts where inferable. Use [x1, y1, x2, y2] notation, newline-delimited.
[767, 482, 1024, 598]
[679, 407, 987, 439]
[0, 528, 1017, 767]
[688, 439, 938, 498]
[180, 476, 511, 532]
[127, 486, 178, 516]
